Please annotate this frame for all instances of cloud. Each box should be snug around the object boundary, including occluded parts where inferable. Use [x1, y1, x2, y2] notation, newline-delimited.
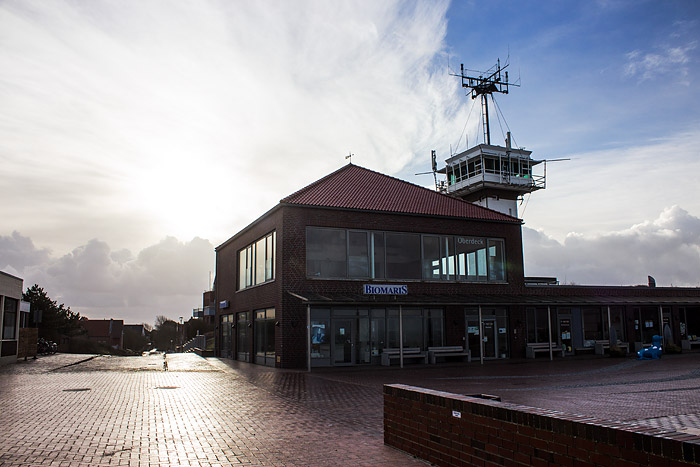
[523, 206, 700, 287]
[0, 0, 462, 254]
[0, 233, 214, 324]
[624, 29, 697, 85]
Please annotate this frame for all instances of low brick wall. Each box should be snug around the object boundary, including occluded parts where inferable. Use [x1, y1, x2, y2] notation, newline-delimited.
[384, 384, 700, 466]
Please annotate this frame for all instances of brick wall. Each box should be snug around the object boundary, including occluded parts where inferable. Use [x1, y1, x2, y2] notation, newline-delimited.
[384, 384, 700, 466]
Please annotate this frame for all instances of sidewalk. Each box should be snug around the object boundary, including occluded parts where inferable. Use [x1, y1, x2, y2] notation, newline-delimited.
[2, 352, 700, 466]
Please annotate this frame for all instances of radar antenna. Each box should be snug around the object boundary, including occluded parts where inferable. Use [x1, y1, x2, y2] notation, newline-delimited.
[451, 59, 519, 145]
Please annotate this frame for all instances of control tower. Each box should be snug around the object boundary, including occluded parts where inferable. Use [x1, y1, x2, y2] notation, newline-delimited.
[442, 60, 546, 218]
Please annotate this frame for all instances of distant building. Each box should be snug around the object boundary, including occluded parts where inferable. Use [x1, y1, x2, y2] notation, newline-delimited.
[124, 324, 147, 338]
[193, 290, 216, 325]
[81, 318, 124, 350]
[214, 164, 700, 369]
[0, 271, 23, 366]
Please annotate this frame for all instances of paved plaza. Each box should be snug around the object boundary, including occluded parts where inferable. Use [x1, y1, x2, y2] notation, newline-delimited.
[2, 351, 700, 466]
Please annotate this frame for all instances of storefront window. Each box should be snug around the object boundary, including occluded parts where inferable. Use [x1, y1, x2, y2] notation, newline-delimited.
[311, 320, 330, 359]
[220, 314, 233, 358]
[370, 309, 385, 357]
[255, 308, 275, 366]
[582, 307, 606, 342]
[609, 307, 625, 343]
[526, 307, 553, 343]
[426, 309, 444, 347]
[236, 312, 249, 362]
[684, 306, 700, 339]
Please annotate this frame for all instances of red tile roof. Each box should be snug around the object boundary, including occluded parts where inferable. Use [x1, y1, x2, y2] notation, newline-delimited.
[281, 164, 520, 223]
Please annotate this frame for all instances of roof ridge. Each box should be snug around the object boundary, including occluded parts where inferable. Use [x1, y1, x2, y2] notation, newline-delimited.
[281, 163, 519, 222]
[280, 163, 355, 203]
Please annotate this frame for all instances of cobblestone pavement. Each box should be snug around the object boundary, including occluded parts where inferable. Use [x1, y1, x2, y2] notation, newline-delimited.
[2, 351, 700, 466]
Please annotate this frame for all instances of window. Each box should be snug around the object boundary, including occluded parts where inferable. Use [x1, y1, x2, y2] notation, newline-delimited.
[219, 314, 233, 358]
[371, 232, 385, 279]
[456, 237, 487, 281]
[582, 307, 606, 342]
[348, 231, 369, 278]
[488, 239, 505, 281]
[385, 233, 421, 279]
[422, 236, 441, 280]
[238, 232, 276, 290]
[422, 236, 455, 280]
[306, 228, 346, 278]
[2, 297, 18, 340]
[306, 227, 505, 283]
[526, 307, 553, 343]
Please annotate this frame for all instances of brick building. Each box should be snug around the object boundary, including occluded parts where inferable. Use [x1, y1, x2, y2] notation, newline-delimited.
[0, 271, 23, 366]
[214, 164, 700, 369]
[80, 318, 124, 350]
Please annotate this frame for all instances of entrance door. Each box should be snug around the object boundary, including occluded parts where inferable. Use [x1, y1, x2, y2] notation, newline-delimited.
[334, 319, 354, 365]
[558, 316, 572, 353]
[482, 319, 497, 359]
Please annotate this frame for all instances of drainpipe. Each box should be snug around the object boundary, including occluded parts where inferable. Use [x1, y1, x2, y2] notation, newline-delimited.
[607, 306, 612, 343]
[479, 305, 484, 365]
[547, 306, 553, 361]
[399, 304, 404, 369]
[307, 304, 311, 373]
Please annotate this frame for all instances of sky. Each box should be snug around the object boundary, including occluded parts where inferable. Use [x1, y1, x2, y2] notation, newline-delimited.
[1, 0, 699, 325]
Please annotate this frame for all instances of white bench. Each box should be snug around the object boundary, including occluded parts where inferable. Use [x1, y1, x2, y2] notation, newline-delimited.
[526, 342, 564, 359]
[381, 347, 428, 366]
[682, 340, 700, 350]
[428, 346, 471, 364]
[594, 340, 630, 355]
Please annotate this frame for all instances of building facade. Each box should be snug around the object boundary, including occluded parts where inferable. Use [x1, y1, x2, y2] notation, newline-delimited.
[0, 271, 23, 366]
[215, 164, 700, 369]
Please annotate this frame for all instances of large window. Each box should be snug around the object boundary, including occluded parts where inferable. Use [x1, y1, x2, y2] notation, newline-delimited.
[526, 307, 553, 343]
[385, 233, 421, 279]
[307, 228, 346, 278]
[2, 297, 18, 340]
[255, 308, 275, 366]
[219, 314, 233, 358]
[238, 231, 276, 290]
[254, 308, 276, 366]
[306, 227, 506, 282]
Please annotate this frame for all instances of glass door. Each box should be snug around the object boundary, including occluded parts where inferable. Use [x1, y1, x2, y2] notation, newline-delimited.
[333, 319, 355, 365]
[482, 319, 497, 359]
[558, 315, 572, 353]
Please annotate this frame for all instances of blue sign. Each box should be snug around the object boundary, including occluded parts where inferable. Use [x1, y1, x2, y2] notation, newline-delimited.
[363, 284, 408, 295]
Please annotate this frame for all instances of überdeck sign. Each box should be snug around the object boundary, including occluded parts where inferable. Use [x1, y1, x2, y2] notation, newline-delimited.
[363, 284, 408, 295]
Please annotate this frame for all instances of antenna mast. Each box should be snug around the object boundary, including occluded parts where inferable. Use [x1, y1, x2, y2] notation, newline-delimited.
[452, 59, 517, 145]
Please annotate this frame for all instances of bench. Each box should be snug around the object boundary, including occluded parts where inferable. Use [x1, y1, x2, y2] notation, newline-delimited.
[682, 340, 700, 351]
[594, 340, 630, 355]
[381, 347, 428, 366]
[427, 346, 471, 364]
[526, 342, 564, 359]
